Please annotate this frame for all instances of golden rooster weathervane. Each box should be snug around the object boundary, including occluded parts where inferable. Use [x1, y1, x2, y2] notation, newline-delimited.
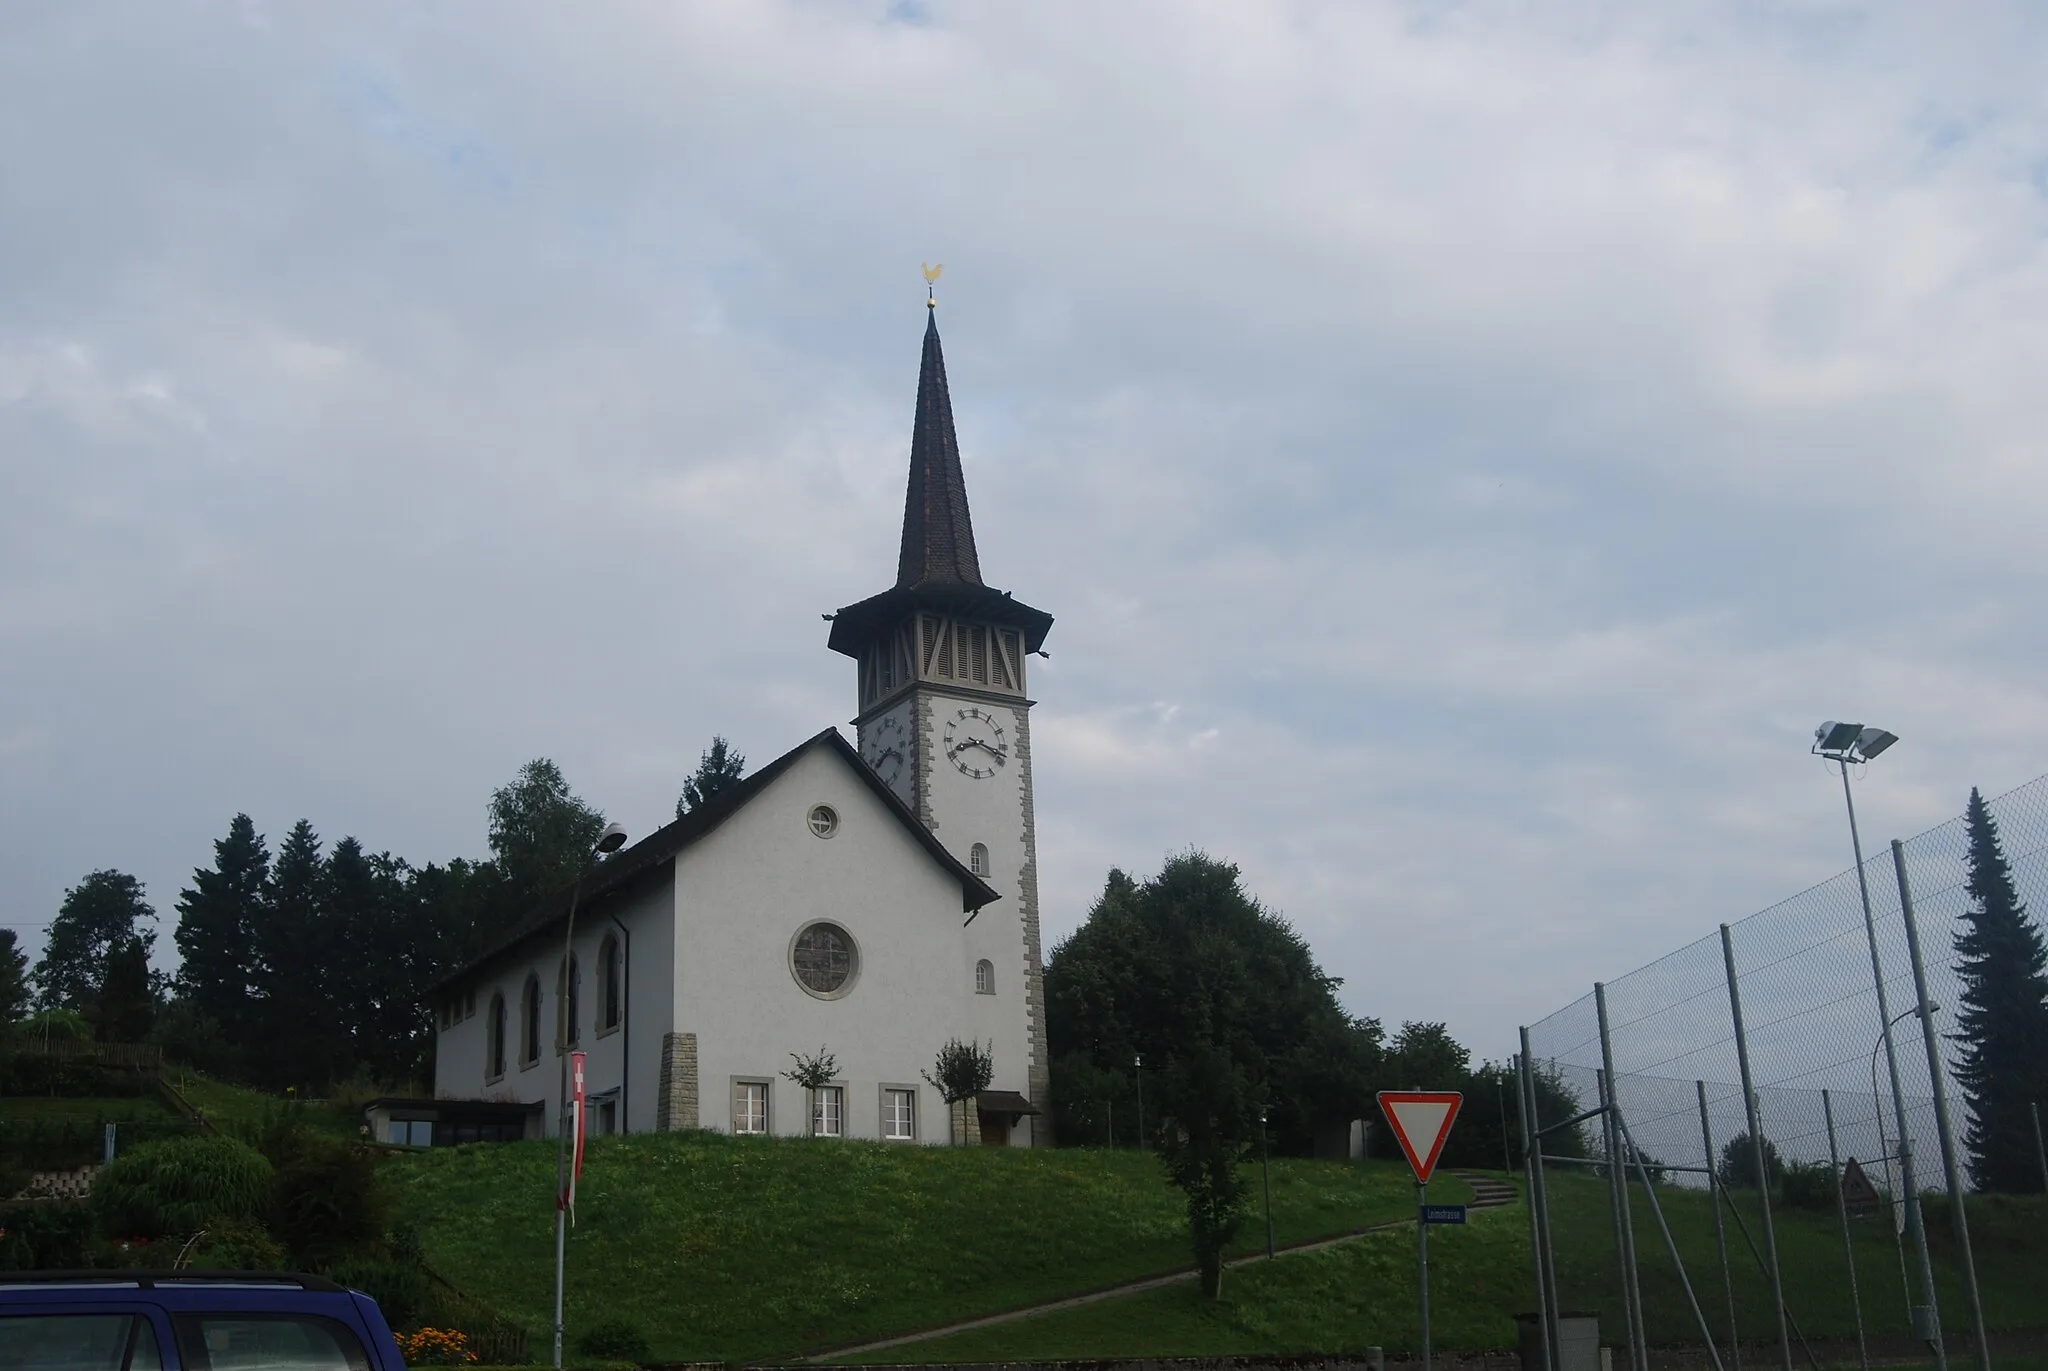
[922, 260, 944, 308]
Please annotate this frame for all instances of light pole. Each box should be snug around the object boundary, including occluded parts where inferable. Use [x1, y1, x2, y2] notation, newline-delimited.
[1869, 1001, 1938, 1320]
[1260, 1107, 1275, 1258]
[1815, 721, 1942, 1363]
[553, 823, 629, 1370]
[1133, 1052, 1145, 1150]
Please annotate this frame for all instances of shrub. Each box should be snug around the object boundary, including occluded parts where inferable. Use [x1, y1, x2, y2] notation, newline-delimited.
[90, 1134, 273, 1240]
[268, 1133, 389, 1268]
[1781, 1159, 1838, 1212]
[394, 1326, 478, 1365]
[576, 1318, 651, 1364]
[0, 1201, 93, 1270]
[332, 1255, 432, 1328]
[182, 1217, 289, 1270]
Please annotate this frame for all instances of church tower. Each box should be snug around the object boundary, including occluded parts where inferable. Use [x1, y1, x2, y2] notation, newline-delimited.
[827, 299, 1055, 1141]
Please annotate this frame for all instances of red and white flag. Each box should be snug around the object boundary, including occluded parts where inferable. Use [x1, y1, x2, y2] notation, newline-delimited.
[563, 1052, 588, 1224]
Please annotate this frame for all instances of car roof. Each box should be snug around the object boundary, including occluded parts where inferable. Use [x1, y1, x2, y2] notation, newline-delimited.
[0, 1271, 365, 1312]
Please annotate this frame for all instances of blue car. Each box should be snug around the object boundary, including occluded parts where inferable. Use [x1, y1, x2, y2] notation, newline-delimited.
[0, 1271, 405, 1371]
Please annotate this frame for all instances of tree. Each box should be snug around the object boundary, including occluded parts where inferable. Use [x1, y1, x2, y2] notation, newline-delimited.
[677, 736, 747, 818]
[1951, 787, 2048, 1193]
[1717, 1130, 1784, 1191]
[1047, 852, 1367, 1298]
[785, 1046, 841, 1137]
[0, 928, 29, 1027]
[1046, 858, 1379, 1157]
[250, 820, 332, 1091]
[94, 937, 157, 1043]
[35, 870, 156, 1011]
[488, 759, 607, 910]
[174, 814, 271, 1039]
[923, 1037, 994, 1144]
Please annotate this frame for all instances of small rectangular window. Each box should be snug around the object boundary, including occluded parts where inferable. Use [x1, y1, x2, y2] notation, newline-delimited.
[884, 1089, 916, 1141]
[813, 1085, 844, 1138]
[733, 1080, 768, 1135]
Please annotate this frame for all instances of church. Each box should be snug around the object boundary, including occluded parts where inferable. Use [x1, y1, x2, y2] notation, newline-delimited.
[412, 299, 1056, 1148]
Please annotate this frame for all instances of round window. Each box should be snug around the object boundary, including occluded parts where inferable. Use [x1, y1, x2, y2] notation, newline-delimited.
[808, 804, 839, 838]
[790, 921, 859, 998]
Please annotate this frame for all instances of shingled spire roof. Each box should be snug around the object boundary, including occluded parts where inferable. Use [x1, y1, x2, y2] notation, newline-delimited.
[827, 305, 1053, 661]
[896, 308, 983, 588]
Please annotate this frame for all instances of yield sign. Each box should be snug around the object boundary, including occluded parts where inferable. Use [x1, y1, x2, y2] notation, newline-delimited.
[1378, 1091, 1464, 1185]
[1841, 1157, 1882, 1214]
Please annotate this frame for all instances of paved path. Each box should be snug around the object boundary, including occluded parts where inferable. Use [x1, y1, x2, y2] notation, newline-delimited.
[806, 1170, 1520, 1364]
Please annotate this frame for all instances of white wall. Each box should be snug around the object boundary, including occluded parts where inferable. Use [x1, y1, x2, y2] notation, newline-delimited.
[430, 872, 673, 1136]
[672, 744, 1029, 1142]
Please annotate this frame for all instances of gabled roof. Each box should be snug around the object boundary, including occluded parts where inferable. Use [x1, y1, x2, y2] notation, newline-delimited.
[428, 729, 998, 995]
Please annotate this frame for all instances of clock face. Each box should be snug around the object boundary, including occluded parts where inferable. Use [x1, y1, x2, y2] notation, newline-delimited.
[865, 714, 909, 789]
[943, 706, 1009, 779]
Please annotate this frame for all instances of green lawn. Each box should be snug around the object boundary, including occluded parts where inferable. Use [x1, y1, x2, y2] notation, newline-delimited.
[161, 1071, 362, 1140]
[847, 1170, 2048, 1364]
[386, 1132, 1462, 1363]
[0, 1095, 181, 1123]
[853, 1201, 1529, 1362]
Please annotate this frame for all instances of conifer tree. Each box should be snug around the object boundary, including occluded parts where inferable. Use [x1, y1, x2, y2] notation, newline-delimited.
[94, 937, 157, 1043]
[0, 928, 29, 1026]
[252, 820, 329, 1090]
[174, 814, 270, 1039]
[1951, 787, 2048, 1193]
[677, 736, 747, 817]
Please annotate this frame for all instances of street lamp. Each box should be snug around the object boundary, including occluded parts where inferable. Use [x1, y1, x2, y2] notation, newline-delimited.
[1814, 721, 1942, 1359]
[554, 822, 629, 1369]
[1259, 1107, 1275, 1258]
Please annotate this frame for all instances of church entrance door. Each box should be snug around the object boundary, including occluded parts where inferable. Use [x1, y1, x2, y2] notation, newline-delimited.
[977, 1112, 1008, 1146]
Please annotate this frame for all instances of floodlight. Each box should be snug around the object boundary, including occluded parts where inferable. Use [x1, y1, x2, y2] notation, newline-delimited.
[1855, 728, 1898, 760]
[1815, 721, 1863, 754]
[595, 823, 629, 854]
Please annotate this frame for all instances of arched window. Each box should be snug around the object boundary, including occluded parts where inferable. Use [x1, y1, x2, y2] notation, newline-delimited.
[557, 955, 580, 1049]
[969, 843, 989, 877]
[975, 959, 995, 995]
[521, 975, 542, 1067]
[600, 936, 622, 1032]
[487, 993, 507, 1079]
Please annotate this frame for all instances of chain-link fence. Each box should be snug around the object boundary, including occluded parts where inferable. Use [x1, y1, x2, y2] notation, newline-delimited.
[1514, 769, 2048, 1371]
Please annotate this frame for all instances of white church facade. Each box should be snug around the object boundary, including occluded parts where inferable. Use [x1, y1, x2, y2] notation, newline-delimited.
[418, 302, 1055, 1146]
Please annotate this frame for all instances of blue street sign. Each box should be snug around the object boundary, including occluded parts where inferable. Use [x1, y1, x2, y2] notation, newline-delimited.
[1420, 1204, 1467, 1225]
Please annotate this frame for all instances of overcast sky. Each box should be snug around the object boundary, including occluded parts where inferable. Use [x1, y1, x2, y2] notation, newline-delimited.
[5, 1, 2046, 1060]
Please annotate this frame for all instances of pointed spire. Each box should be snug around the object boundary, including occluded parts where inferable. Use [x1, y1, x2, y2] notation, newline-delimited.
[896, 309, 984, 589]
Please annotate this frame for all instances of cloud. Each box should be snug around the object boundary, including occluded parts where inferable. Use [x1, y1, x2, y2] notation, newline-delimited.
[3, 0, 2046, 1057]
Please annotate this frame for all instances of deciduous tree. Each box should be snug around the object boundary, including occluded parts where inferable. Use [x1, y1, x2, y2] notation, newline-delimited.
[35, 870, 155, 1011]
[489, 759, 607, 911]
[1951, 787, 2048, 1193]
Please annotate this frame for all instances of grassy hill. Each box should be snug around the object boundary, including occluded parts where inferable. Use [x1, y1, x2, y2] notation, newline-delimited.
[386, 1132, 1464, 1363]
[865, 1167, 2048, 1364]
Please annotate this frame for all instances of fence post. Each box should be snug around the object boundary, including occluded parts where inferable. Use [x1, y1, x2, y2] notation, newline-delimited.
[1823, 1089, 1868, 1371]
[1595, 985, 1649, 1371]
[1522, 1028, 1564, 1371]
[1892, 838, 1991, 1371]
[1514, 1051, 1555, 1371]
[1697, 1081, 1741, 1371]
[2033, 1103, 2047, 1195]
[1720, 923, 1793, 1371]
